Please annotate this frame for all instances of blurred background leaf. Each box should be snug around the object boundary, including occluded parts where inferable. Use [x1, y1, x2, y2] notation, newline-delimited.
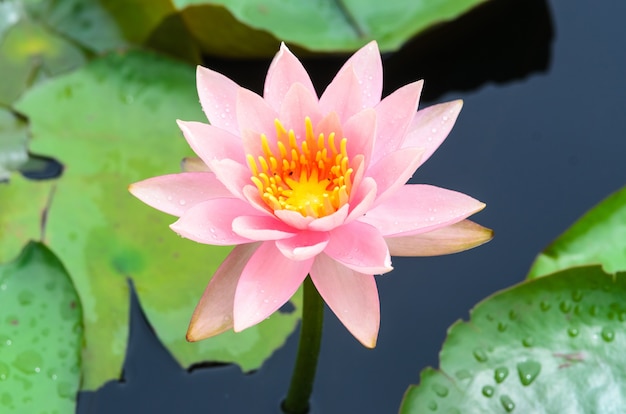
[0, 242, 83, 413]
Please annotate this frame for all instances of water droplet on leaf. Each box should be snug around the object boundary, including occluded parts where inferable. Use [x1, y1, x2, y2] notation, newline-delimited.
[500, 395, 515, 412]
[431, 383, 448, 397]
[12, 350, 43, 375]
[494, 367, 509, 383]
[567, 327, 579, 337]
[601, 327, 615, 342]
[517, 360, 541, 386]
[473, 348, 488, 362]
[481, 385, 494, 397]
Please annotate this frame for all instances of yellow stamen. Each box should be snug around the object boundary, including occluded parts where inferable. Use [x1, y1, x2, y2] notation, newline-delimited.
[247, 117, 353, 218]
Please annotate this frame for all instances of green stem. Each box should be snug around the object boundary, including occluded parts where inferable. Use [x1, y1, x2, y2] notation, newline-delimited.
[282, 276, 324, 414]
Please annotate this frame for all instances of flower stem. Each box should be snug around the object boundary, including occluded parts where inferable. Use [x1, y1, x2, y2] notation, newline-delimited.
[282, 276, 324, 414]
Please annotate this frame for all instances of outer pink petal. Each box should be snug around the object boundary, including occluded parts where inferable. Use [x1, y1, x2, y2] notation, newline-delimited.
[385, 219, 493, 257]
[186, 243, 260, 341]
[346, 176, 377, 222]
[401, 100, 463, 168]
[275, 230, 330, 261]
[264, 43, 317, 111]
[331, 40, 383, 109]
[366, 147, 424, 206]
[234, 242, 312, 331]
[197, 66, 240, 135]
[342, 108, 376, 168]
[372, 80, 424, 164]
[278, 83, 323, 142]
[237, 88, 278, 155]
[310, 254, 379, 348]
[232, 215, 296, 241]
[360, 184, 486, 237]
[170, 198, 257, 245]
[325, 221, 392, 274]
[129, 172, 233, 217]
[177, 120, 250, 198]
[319, 66, 365, 122]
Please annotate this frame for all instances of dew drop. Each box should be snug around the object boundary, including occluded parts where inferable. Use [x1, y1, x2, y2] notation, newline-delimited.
[589, 304, 599, 316]
[431, 383, 448, 397]
[12, 350, 43, 375]
[179, 199, 186, 206]
[455, 369, 472, 380]
[559, 301, 571, 313]
[166, 195, 173, 201]
[497, 322, 508, 332]
[567, 327, 579, 337]
[494, 367, 509, 383]
[500, 395, 515, 412]
[619, 311, 626, 322]
[522, 337, 534, 347]
[481, 385, 494, 397]
[0, 335, 11, 347]
[263, 299, 269, 304]
[427, 400, 437, 411]
[442, 115, 449, 121]
[539, 301, 551, 311]
[0, 362, 9, 381]
[431, 128, 437, 134]
[601, 327, 615, 342]
[517, 360, 541, 386]
[220, 113, 226, 119]
[18, 290, 34, 306]
[0, 284, 6, 291]
[473, 348, 488, 362]
[508, 310, 518, 320]
[57, 381, 74, 400]
[0, 392, 12, 407]
[571, 289, 583, 302]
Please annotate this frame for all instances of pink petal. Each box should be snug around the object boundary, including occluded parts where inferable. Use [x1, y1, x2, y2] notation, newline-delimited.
[234, 242, 312, 331]
[275, 230, 330, 260]
[186, 243, 260, 341]
[232, 215, 296, 241]
[170, 198, 257, 245]
[342, 108, 376, 168]
[331, 40, 383, 109]
[242, 184, 273, 215]
[346, 176, 377, 222]
[315, 111, 343, 142]
[385, 219, 493, 257]
[237, 88, 278, 155]
[129, 172, 233, 217]
[325, 221, 392, 274]
[275, 209, 316, 230]
[360, 184, 486, 237]
[402, 100, 463, 168]
[366, 147, 424, 206]
[177, 121, 245, 164]
[307, 204, 349, 232]
[196, 66, 240, 135]
[264, 43, 317, 112]
[310, 254, 379, 348]
[372, 80, 424, 164]
[319, 66, 365, 122]
[278, 83, 323, 142]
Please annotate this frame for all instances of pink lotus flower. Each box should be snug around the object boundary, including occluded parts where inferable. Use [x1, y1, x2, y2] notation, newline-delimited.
[130, 41, 491, 348]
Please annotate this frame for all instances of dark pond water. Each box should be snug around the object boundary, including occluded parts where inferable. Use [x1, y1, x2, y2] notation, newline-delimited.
[78, 0, 626, 412]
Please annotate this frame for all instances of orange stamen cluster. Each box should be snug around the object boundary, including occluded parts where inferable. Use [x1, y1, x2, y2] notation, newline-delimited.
[246, 117, 353, 218]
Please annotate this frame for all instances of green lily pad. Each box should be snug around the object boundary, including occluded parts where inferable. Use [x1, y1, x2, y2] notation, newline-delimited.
[172, 0, 489, 57]
[528, 186, 626, 279]
[401, 266, 626, 414]
[0, 242, 83, 413]
[14, 50, 302, 390]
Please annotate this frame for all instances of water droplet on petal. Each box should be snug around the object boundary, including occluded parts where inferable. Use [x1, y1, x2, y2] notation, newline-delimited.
[601, 327, 615, 342]
[481, 385, 494, 397]
[494, 367, 509, 383]
[179, 199, 186, 206]
[500, 395, 515, 412]
[517, 360, 541, 386]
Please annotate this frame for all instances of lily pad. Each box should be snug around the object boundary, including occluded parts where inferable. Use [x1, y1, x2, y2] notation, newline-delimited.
[400, 266, 626, 414]
[14, 50, 302, 390]
[172, 0, 489, 56]
[0, 242, 83, 413]
[528, 186, 626, 279]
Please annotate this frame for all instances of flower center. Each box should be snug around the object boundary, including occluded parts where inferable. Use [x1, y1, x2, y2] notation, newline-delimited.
[246, 117, 353, 218]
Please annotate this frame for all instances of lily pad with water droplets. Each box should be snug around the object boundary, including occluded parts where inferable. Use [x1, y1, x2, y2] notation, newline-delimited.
[528, 185, 626, 278]
[0, 242, 83, 413]
[400, 266, 626, 414]
[14, 50, 302, 390]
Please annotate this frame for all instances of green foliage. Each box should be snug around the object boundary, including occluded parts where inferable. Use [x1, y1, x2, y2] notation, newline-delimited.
[401, 266, 626, 414]
[13, 50, 302, 390]
[529, 186, 626, 278]
[0, 242, 83, 413]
